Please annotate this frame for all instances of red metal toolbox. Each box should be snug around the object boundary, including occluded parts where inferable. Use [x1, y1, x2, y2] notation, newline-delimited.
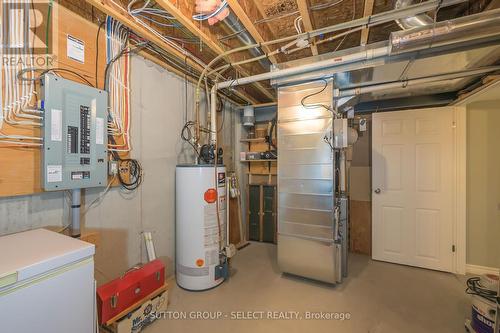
[97, 259, 165, 325]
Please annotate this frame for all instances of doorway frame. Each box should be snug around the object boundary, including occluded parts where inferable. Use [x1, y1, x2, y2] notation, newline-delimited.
[453, 106, 467, 275]
[370, 106, 467, 274]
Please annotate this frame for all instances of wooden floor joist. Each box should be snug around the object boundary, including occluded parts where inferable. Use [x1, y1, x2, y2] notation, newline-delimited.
[360, 0, 375, 46]
[154, 0, 276, 102]
[83, 0, 258, 104]
[296, 0, 319, 56]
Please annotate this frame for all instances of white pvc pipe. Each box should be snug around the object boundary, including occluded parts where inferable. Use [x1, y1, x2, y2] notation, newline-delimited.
[143, 232, 157, 261]
[217, 46, 390, 90]
[210, 84, 218, 144]
[209, 47, 390, 143]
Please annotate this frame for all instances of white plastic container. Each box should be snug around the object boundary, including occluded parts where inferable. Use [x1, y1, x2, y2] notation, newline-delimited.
[176, 164, 227, 291]
[470, 274, 499, 333]
[0, 229, 95, 333]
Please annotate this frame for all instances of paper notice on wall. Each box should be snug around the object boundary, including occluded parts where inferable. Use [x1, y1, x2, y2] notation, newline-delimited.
[95, 117, 104, 145]
[359, 118, 367, 132]
[51, 109, 62, 142]
[47, 165, 62, 183]
[67, 35, 85, 63]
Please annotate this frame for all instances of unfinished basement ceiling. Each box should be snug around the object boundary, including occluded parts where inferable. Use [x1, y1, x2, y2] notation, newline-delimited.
[62, 0, 498, 104]
[250, 0, 491, 58]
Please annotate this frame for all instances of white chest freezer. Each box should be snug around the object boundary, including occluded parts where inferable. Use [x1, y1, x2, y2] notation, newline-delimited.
[0, 228, 95, 333]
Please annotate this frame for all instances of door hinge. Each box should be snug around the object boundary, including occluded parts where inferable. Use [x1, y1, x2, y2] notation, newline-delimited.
[452, 245, 456, 252]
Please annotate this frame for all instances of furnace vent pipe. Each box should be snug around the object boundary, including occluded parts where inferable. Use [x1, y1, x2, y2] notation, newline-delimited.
[225, 12, 272, 70]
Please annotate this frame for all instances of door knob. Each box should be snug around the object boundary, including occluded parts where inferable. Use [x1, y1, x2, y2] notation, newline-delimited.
[374, 188, 381, 194]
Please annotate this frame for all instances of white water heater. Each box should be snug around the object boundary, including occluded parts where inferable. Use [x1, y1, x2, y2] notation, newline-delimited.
[176, 164, 227, 291]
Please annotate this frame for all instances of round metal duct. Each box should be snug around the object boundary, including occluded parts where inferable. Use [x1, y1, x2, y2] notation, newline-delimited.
[395, 0, 434, 29]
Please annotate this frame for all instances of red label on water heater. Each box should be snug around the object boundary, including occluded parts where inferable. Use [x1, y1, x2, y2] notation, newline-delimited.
[204, 188, 217, 203]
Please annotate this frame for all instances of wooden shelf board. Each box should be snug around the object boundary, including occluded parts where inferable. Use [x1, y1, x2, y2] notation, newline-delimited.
[247, 172, 277, 175]
[240, 159, 277, 162]
[240, 138, 266, 143]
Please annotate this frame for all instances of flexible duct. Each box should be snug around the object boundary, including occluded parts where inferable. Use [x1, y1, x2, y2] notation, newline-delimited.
[224, 12, 272, 70]
[395, 0, 434, 29]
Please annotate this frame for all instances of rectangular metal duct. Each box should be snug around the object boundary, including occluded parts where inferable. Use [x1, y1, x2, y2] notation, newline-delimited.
[277, 79, 342, 284]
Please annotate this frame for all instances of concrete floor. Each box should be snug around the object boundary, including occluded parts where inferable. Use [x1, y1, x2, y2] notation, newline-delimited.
[149, 242, 470, 333]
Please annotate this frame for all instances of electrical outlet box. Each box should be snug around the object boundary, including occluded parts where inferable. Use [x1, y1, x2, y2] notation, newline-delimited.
[108, 160, 118, 176]
[41, 74, 108, 191]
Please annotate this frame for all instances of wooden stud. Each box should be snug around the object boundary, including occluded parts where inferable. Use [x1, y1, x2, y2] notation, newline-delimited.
[296, 0, 319, 56]
[360, 0, 375, 46]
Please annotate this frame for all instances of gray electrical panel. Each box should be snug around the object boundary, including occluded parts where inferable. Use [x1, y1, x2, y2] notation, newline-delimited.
[41, 74, 108, 191]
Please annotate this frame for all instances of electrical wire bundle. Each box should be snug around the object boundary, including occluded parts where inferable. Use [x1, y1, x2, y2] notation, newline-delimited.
[106, 17, 132, 153]
[0, 0, 43, 147]
[181, 121, 201, 158]
[104, 16, 144, 192]
[466, 276, 498, 303]
[124, 0, 201, 48]
[117, 158, 143, 191]
[128, 0, 176, 27]
[1, 0, 97, 147]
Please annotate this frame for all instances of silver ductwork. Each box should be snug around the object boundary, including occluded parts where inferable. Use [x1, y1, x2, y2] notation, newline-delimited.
[395, 0, 434, 29]
[213, 7, 500, 113]
[224, 12, 272, 70]
[390, 9, 500, 54]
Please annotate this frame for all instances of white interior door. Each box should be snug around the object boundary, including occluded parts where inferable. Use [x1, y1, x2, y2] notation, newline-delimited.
[372, 107, 456, 272]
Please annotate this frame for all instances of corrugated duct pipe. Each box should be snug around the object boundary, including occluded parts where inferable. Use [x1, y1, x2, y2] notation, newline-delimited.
[224, 12, 272, 70]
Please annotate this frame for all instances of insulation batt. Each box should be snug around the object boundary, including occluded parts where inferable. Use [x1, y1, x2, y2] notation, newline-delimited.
[195, 0, 229, 25]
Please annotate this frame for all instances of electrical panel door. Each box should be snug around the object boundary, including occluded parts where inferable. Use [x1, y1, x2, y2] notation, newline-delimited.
[41, 74, 108, 190]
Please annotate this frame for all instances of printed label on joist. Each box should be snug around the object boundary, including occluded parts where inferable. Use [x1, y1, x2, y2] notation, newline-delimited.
[67, 35, 85, 63]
